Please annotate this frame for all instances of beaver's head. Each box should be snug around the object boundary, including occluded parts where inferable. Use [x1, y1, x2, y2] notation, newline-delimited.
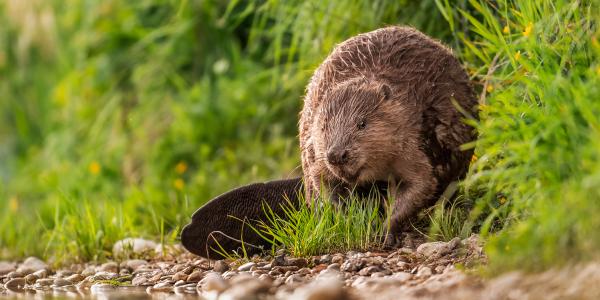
[312, 78, 411, 185]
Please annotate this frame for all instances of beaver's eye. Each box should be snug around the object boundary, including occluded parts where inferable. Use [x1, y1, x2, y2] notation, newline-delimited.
[357, 120, 366, 130]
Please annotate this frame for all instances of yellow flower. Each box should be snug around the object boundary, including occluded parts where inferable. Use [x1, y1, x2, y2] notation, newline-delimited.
[514, 51, 522, 61]
[175, 161, 188, 174]
[88, 161, 101, 175]
[503, 25, 510, 34]
[523, 22, 533, 37]
[9, 197, 19, 212]
[470, 154, 478, 164]
[174, 178, 185, 190]
[486, 85, 494, 93]
[499, 197, 507, 204]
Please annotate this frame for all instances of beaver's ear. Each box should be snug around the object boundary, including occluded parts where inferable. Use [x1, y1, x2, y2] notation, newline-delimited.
[381, 84, 392, 100]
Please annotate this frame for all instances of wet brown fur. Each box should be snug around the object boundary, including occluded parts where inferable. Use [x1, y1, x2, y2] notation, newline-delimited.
[299, 26, 478, 236]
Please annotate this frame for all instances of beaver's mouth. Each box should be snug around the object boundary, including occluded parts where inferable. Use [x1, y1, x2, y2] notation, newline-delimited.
[327, 164, 363, 184]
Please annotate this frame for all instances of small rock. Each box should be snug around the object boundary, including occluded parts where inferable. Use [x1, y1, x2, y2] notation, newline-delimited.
[65, 274, 85, 283]
[285, 274, 305, 285]
[90, 283, 118, 294]
[417, 266, 433, 277]
[132, 276, 149, 286]
[91, 271, 119, 281]
[219, 276, 270, 299]
[327, 263, 341, 271]
[31, 269, 47, 279]
[359, 266, 382, 276]
[0, 261, 16, 276]
[320, 254, 332, 264]
[6, 278, 26, 291]
[16, 257, 47, 274]
[99, 262, 118, 273]
[286, 258, 308, 268]
[290, 276, 347, 300]
[37, 278, 54, 286]
[237, 262, 256, 272]
[200, 272, 229, 293]
[112, 238, 158, 258]
[125, 259, 148, 271]
[24, 273, 38, 284]
[81, 267, 96, 277]
[187, 270, 203, 282]
[213, 260, 230, 273]
[331, 254, 344, 264]
[151, 282, 173, 292]
[53, 278, 72, 287]
[172, 271, 188, 281]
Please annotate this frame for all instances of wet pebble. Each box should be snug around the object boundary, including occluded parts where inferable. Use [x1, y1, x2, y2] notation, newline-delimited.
[16, 257, 47, 274]
[187, 270, 203, 282]
[132, 276, 149, 286]
[53, 278, 72, 287]
[99, 261, 118, 273]
[172, 271, 188, 281]
[214, 260, 230, 273]
[200, 273, 229, 293]
[237, 262, 256, 272]
[5, 278, 26, 292]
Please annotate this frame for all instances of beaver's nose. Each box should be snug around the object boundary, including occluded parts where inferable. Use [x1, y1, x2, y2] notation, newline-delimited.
[327, 148, 349, 165]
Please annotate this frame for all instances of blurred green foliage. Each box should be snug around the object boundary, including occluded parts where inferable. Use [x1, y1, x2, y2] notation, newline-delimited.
[2, 0, 598, 274]
[0, 0, 449, 262]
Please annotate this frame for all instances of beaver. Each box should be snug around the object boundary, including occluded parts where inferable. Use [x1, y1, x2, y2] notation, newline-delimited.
[299, 26, 477, 238]
[182, 26, 477, 258]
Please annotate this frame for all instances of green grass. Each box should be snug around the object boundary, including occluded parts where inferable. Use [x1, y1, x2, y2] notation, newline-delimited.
[437, 0, 600, 271]
[255, 192, 388, 257]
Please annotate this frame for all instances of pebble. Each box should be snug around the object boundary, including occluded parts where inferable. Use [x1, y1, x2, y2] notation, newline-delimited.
[214, 260, 230, 273]
[53, 278, 72, 287]
[187, 270, 203, 282]
[5, 278, 26, 291]
[172, 271, 188, 281]
[200, 273, 229, 293]
[417, 266, 433, 277]
[286, 257, 308, 268]
[290, 276, 347, 300]
[92, 271, 119, 281]
[37, 278, 55, 286]
[24, 273, 38, 284]
[0, 261, 16, 276]
[285, 274, 305, 285]
[132, 276, 149, 286]
[33, 269, 48, 278]
[65, 273, 85, 283]
[359, 266, 382, 276]
[16, 257, 47, 274]
[151, 282, 173, 292]
[124, 259, 147, 271]
[237, 262, 256, 272]
[99, 261, 119, 273]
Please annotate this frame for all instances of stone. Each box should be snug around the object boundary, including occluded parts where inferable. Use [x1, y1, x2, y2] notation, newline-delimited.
[214, 260, 230, 273]
[132, 276, 149, 286]
[53, 278, 72, 287]
[24, 273, 38, 284]
[327, 263, 341, 271]
[200, 272, 229, 293]
[237, 262, 256, 272]
[5, 278, 26, 291]
[358, 266, 382, 276]
[37, 278, 55, 286]
[172, 271, 188, 281]
[151, 282, 173, 292]
[16, 257, 47, 274]
[416, 237, 461, 258]
[91, 271, 119, 281]
[32, 269, 48, 279]
[331, 254, 344, 264]
[219, 276, 270, 300]
[320, 254, 332, 264]
[286, 258, 308, 268]
[417, 266, 433, 277]
[112, 238, 158, 258]
[65, 274, 85, 283]
[0, 261, 16, 275]
[124, 259, 148, 271]
[290, 276, 348, 300]
[341, 258, 366, 272]
[187, 270, 203, 282]
[99, 261, 119, 273]
[285, 274, 305, 285]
